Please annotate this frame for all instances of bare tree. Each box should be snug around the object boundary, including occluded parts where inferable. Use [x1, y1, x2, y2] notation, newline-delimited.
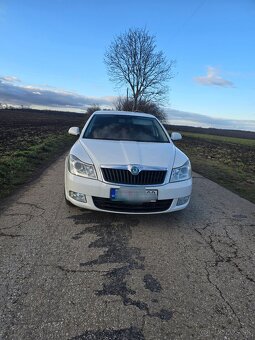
[86, 105, 101, 117]
[115, 97, 166, 121]
[105, 28, 175, 111]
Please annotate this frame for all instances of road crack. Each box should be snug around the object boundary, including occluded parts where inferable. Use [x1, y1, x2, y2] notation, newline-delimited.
[204, 263, 243, 332]
[0, 231, 22, 238]
[56, 265, 109, 274]
[16, 201, 46, 213]
[0, 201, 47, 231]
[194, 224, 255, 336]
[194, 227, 255, 283]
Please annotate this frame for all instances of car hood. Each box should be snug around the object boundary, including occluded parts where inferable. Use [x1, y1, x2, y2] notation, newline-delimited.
[80, 139, 175, 169]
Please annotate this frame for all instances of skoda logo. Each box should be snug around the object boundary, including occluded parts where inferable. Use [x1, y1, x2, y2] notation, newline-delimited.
[130, 166, 140, 176]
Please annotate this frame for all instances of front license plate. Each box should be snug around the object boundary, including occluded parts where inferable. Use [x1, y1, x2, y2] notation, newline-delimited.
[110, 188, 158, 203]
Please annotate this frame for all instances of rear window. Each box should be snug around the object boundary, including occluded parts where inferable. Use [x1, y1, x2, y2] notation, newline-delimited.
[83, 114, 169, 143]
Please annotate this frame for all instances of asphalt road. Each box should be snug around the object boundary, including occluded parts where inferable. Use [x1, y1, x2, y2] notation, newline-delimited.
[0, 154, 255, 340]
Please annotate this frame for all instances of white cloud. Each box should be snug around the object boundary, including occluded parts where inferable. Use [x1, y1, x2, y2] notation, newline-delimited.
[0, 75, 21, 83]
[195, 66, 234, 87]
[0, 76, 114, 109]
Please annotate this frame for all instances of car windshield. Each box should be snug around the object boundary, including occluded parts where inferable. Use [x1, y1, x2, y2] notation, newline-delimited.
[83, 114, 169, 143]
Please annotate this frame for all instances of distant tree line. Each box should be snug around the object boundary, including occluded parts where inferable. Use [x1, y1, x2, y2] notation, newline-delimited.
[85, 98, 166, 122]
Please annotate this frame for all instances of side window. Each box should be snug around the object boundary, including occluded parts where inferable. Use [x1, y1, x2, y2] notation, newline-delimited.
[84, 116, 96, 138]
[152, 121, 159, 138]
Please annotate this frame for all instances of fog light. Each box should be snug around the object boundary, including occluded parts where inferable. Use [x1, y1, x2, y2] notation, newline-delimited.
[69, 191, 86, 203]
[177, 196, 190, 206]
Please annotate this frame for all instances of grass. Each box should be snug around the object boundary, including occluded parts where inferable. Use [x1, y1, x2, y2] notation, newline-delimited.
[0, 134, 75, 199]
[181, 132, 255, 147]
[173, 133, 255, 204]
[0, 108, 85, 200]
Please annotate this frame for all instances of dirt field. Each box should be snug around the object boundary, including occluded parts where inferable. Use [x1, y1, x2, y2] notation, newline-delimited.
[0, 109, 85, 199]
[0, 109, 85, 156]
[165, 123, 255, 139]
[175, 133, 255, 203]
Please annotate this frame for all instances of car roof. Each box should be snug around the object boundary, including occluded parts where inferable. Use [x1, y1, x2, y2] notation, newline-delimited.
[92, 110, 156, 118]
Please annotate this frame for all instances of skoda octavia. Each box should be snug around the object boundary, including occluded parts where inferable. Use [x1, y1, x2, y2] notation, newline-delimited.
[65, 111, 192, 214]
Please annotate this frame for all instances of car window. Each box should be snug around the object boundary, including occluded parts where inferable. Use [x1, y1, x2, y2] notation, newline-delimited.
[83, 114, 169, 143]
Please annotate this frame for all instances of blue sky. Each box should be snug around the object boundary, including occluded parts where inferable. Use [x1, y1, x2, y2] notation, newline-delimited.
[0, 0, 255, 130]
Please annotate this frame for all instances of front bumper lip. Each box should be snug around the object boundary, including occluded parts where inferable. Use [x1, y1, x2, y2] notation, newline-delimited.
[65, 169, 192, 214]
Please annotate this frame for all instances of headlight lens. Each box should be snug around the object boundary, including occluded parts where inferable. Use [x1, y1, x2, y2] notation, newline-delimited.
[170, 160, 191, 183]
[68, 154, 97, 179]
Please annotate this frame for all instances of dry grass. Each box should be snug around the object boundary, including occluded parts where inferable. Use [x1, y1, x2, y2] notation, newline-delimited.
[174, 133, 255, 203]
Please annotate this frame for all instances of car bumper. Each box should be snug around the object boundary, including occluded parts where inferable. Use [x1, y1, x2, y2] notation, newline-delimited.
[65, 168, 192, 214]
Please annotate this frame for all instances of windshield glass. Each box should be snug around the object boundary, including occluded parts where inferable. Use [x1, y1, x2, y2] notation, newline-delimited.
[83, 114, 169, 143]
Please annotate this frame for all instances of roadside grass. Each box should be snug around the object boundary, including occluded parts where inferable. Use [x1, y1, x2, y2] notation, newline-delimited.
[181, 132, 255, 147]
[0, 134, 75, 199]
[0, 108, 85, 201]
[174, 134, 255, 204]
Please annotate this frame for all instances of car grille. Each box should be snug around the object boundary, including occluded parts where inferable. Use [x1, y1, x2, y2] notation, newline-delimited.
[92, 197, 173, 213]
[101, 168, 166, 185]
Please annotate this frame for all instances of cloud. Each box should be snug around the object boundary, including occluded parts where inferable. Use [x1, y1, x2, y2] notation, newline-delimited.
[0, 76, 114, 109]
[1, 74, 253, 131]
[195, 66, 234, 87]
[0, 75, 21, 83]
[165, 108, 255, 132]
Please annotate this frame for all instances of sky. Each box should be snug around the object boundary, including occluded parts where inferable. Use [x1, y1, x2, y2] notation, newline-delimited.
[0, 0, 255, 131]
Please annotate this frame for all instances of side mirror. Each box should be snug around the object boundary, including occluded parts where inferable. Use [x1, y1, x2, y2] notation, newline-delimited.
[68, 127, 80, 136]
[171, 132, 182, 141]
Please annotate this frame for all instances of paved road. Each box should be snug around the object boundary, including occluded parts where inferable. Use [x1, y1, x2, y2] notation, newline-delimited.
[0, 154, 254, 340]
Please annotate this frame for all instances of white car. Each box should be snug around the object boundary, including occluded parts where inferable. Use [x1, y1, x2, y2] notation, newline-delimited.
[65, 111, 192, 214]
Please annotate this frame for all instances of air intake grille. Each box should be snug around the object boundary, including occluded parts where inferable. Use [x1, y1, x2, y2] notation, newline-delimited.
[92, 197, 173, 213]
[101, 168, 166, 185]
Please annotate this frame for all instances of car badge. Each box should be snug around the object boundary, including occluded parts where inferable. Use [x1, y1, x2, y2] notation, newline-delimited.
[130, 166, 140, 176]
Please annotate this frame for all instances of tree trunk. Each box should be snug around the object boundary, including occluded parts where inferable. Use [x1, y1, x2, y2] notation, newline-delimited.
[133, 95, 138, 111]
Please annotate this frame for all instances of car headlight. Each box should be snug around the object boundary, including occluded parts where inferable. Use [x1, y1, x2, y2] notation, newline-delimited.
[170, 160, 191, 183]
[68, 154, 97, 179]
